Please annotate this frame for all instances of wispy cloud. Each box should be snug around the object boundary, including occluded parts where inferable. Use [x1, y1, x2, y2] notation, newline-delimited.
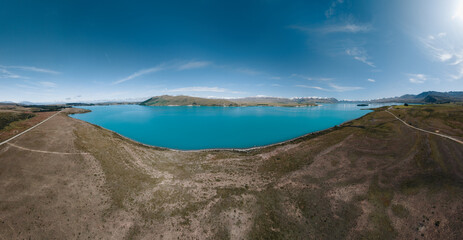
[178, 61, 211, 70]
[39, 81, 57, 88]
[114, 65, 165, 84]
[421, 33, 455, 63]
[0, 65, 59, 79]
[345, 47, 375, 67]
[289, 23, 372, 34]
[328, 83, 363, 92]
[296, 83, 362, 92]
[325, 0, 345, 18]
[407, 73, 427, 84]
[291, 74, 334, 81]
[0, 69, 24, 79]
[16, 80, 57, 91]
[296, 85, 328, 91]
[115, 60, 213, 84]
[0, 65, 60, 74]
[420, 32, 463, 80]
[367, 78, 376, 82]
[321, 23, 372, 34]
[12, 66, 59, 74]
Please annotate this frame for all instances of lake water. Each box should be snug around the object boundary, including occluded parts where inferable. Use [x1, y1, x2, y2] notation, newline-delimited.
[70, 103, 393, 150]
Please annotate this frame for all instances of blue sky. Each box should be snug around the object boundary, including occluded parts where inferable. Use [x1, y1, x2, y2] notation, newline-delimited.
[1, 0, 463, 102]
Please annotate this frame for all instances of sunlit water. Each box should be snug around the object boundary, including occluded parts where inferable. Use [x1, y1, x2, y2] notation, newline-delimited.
[71, 103, 397, 150]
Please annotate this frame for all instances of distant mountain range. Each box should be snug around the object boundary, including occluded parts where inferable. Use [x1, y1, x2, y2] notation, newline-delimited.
[140, 92, 463, 107]
[2, 91, 463, 106]
[231, 97, 337, 106]
[141, 95, 239, 106]
[370, 91, 463, 104]
[140, 95, 327, 107]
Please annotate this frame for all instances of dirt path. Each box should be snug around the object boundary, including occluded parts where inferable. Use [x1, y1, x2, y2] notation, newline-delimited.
[6, 142, 90, 155]
[386, 109, 463, 145]
[0, 110, 61, 146]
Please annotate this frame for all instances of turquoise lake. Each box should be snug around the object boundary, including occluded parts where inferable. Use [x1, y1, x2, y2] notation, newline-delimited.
[71, 104, 394, 150]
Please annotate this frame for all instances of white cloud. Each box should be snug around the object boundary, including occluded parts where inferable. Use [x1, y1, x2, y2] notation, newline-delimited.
[296, 85, 328, 91]
[328, 83, 364, 92]
[408, 73, 427, 84]
[450, 66, 463, 80]
[420, 32, 463, 80]
[439, 53, 453, 61]
[0, 65, 58, 79]
[12, 66, 59, 74]
[114, 60, 213, 84]
[114, 65, 164, 84]
[289, 23, 372, 34]
[322, 24, 372, 33]
[178, 61, 211, 70]
[296, 83, 362, 92]
[271, 83, 281, 87]
[291, 74, 333, 81]
[270, 76, 281, 80]
[325, 0, 345, 18]
[39, 81, 57, 88]
[0, 69, 24, 79]
[0, 65, 60, 74]
[367, 78, 376, 82]
[345, 47, 375, 67]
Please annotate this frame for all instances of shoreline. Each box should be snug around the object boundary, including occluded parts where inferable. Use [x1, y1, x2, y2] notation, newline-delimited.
[66, 107, 380, 153]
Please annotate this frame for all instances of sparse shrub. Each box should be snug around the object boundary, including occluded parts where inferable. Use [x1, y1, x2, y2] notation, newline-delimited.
[391, 204, 409, 218]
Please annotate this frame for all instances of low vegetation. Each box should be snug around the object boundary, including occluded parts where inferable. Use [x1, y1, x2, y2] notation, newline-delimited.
[0, 112, 35, 130]
[23, 105, 67, 112]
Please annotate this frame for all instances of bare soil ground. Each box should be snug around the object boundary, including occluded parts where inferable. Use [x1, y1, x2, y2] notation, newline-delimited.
[0, 105, 462, 239]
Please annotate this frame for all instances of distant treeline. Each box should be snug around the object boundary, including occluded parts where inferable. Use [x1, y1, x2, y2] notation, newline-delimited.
[23, 105, 68, 112]
[0, 112, 35, 130]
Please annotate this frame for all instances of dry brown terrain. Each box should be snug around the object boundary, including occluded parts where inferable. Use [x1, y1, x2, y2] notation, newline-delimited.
[0, 106, 57, 143]
[0, 104, 462, 239]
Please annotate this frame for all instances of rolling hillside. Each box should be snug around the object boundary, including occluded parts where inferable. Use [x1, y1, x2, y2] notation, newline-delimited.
[140, 95, 239, 106]
[372, 91, 463, 104]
